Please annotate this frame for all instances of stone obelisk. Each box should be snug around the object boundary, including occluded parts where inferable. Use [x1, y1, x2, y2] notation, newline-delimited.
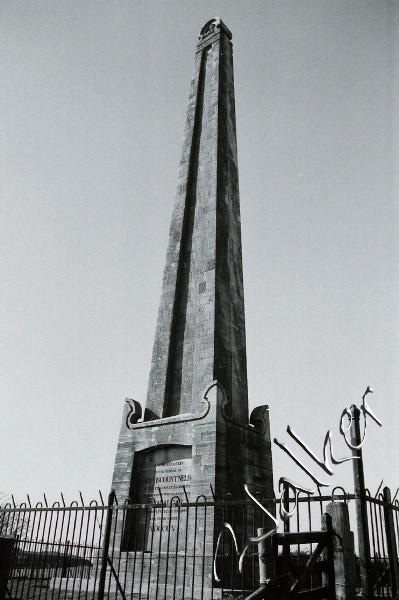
[111, 18, 274, 598]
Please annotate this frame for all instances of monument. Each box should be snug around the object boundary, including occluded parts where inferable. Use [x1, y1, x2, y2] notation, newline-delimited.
[111, 17, 274, 598]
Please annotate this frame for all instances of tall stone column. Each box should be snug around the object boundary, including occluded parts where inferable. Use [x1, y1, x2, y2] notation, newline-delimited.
[146, 18, 248, 425]
[110, 18, 274, 598]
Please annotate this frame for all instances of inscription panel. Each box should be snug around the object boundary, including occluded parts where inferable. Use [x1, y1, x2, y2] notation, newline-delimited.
[137, 456, 192, 503]
[124, 445, 192, 551]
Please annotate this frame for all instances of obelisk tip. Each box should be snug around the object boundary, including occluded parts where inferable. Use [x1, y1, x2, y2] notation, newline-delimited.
[198, 17, 232, 42]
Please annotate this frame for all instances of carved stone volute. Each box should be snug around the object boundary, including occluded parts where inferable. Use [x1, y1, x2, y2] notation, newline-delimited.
[125, 399, 142, 429]
[250, 405, 270, 434]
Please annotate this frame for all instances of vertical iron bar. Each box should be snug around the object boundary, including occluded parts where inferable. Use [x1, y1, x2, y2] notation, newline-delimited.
[69, 503, 81, 597]
[82, 505, 95, 600]
[107, 496, 119, 598]
[40, 506, 53, 598]
[201, 500, 207, 600]
[251, 499, 255, 590]
[37, 507, 49, 590]
[57, 501, 73, 597]
[394, 502, 399, 544]
[377, 500, 388, 598]
[296, 492, 301, 574]
[307, 493, 313, 589]
[46, 505, 60, 597]
[55, 496, 68, 599]
[368, 492, 378, 596]
[220, 500, 225, 597]
[130, 502, 140, 598]
[191, 502, 198, 600]
[172, 502, 181, 600]
[131, 503, 140, 599]
[92, 504, 106, 598]
[241, 501, 245, 597]
[119, 503, 129, 599]
[282, 484, 290, 576]
[383, 487, 399, 598]
[372, 498, 383, 596]
[146, 503, 156, 600]
[162, 501, 172, 599]
[138, 503, 151, 600]
[26, 503, 44, 600]
[97, 490, 115, 600]
[155, 500, 165, 600]
[6, 507, 20, 599]
[8, 504, 25, 599]
[181, 502, 189, 600]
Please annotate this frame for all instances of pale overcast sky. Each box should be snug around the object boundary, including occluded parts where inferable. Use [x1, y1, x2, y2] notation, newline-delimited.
[1, 0, 398, 502]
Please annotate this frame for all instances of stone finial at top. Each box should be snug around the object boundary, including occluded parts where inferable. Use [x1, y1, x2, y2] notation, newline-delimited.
[198, 17, 232, 43]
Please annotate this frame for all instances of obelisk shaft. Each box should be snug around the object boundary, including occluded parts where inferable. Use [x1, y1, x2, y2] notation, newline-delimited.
[146, 19, 248, 422]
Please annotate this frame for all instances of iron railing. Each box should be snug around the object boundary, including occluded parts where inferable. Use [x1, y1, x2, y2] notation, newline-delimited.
[0, 489, 347, 600]
[2, 486, 398, 600]
[363, 487, 399, 599]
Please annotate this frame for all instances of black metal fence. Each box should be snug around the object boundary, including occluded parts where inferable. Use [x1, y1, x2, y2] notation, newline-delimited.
[2, 488, 399, 599]
[1, 494, 105, 600]
[1, 490, 341, 600]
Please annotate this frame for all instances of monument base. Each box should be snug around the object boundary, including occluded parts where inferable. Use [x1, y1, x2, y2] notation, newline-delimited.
[107, 381, 274, 599]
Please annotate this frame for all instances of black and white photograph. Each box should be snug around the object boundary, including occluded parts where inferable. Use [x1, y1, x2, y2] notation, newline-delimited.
[1, 2, 398, 598]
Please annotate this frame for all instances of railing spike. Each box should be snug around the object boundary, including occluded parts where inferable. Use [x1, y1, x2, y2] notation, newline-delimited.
[182, 485, 189, 503]
[210, 483, 215, 500]
[375, 479, 384, 497]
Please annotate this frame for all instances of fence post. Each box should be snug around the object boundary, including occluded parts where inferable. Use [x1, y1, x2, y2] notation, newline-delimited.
[282, 486, 290, 573]
[321, 513, 336, 600]
[350, 404, 373, 599]
[0, 535, 15, 600]
[383, 486, 399, 597]
[97, 490, 115, 600]
[325, 502, 356, 600]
